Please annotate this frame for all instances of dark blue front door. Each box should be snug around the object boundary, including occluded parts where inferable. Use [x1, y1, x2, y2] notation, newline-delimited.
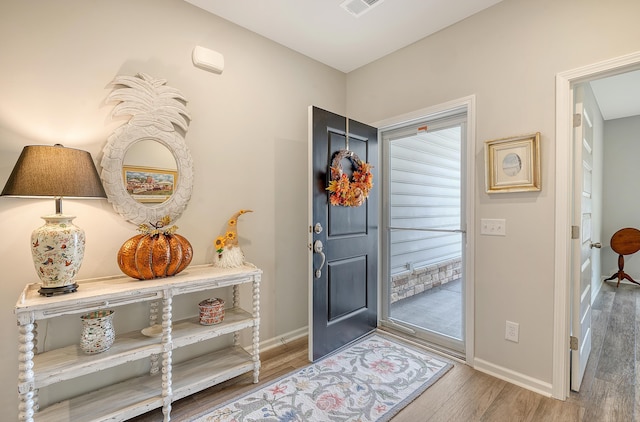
[310, 106, 378, 361]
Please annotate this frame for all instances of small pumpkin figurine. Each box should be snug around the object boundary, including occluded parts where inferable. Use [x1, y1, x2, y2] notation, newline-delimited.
[118, 216, 193, 280]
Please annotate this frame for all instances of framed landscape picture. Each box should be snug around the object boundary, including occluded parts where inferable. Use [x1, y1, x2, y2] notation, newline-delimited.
[122, 166, 177, 203]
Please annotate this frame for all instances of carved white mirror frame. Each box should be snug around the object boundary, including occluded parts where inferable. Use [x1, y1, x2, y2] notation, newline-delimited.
[101, 73, 194, 225]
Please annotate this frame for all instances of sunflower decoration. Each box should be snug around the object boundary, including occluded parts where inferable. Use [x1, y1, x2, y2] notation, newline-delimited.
[213, 209, 253, 268]
[326, 150, 373, 207]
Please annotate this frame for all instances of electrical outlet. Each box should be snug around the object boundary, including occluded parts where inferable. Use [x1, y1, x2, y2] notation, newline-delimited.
[481, 218, 506, 236]
[505, 321, 519, 343]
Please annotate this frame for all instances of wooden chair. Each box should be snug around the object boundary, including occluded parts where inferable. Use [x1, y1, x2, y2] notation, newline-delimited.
[604, 227, 640, 287]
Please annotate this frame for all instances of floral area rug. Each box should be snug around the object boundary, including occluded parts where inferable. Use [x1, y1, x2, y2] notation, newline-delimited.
[189, 333, 453, 422]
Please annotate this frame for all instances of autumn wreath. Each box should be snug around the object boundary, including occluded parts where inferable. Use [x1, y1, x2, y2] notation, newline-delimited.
[326, 150, 373, 207]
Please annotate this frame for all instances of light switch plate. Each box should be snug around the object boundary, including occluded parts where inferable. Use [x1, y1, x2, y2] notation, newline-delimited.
[481, 218, 506, 236]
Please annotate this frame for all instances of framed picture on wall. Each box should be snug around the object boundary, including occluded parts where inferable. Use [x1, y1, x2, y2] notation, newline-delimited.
[122, 166, 177, 203]
[485, 132, 541, 193]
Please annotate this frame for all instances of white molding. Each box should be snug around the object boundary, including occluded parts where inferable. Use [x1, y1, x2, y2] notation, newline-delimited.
[473, 358, 553, 398]
[257, 326, 308, 353]
[553, 69, 572, 400]
[307, 106, 314, 363]
[464, 96, 476, 365]
[372, 96, 474, 130]
[554, 50, 640, 400]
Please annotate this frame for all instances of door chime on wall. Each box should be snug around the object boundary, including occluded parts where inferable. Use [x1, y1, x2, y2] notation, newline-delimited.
[326, 117, 374, 207]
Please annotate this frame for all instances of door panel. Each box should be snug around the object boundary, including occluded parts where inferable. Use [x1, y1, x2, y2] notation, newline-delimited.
[328, 256, 367, 319]
[309, 106, 378, 361]
[571, 87, 593, 392]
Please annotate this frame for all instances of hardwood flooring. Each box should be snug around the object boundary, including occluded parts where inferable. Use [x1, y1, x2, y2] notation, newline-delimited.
[131, 281, 637, 421]
[565, 281, 639, 421]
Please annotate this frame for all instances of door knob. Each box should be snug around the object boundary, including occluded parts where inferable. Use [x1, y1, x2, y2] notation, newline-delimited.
[313, 240, 325, 278]
[590, 242, 602, 249]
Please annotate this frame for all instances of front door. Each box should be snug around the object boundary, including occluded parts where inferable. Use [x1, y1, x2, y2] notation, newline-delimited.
[308, 106, 378, 361]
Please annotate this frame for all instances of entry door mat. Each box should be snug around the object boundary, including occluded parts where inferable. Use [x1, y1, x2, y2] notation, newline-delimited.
[189, 333, 453, 421]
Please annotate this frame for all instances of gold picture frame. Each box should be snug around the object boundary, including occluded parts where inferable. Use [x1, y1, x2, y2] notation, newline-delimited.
[485, 132, 540, 193]
[122, 165, 177, 203]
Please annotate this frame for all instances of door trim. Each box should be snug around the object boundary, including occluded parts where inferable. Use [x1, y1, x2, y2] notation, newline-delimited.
[372, 95, 476, 363]
[554, 50, 640, 400]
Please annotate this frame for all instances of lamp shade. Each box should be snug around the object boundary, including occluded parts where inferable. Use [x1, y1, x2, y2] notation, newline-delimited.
[1, 144, 106, 199]
[1, 144, 106, 296]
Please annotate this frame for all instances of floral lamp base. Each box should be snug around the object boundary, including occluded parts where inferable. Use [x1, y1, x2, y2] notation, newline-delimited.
[38, 283, 79, 297]
[31, 214, 84, 296]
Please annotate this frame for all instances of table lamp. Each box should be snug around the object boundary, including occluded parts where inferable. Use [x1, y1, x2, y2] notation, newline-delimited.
[1, 144, 107, 296]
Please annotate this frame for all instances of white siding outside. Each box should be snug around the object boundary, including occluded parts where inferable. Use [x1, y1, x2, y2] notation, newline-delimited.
[389, 125, 462, 276]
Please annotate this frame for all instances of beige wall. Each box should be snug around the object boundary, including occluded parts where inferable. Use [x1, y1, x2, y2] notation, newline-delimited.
[347, 0, 640, 386]
[0, 0, 344, 417]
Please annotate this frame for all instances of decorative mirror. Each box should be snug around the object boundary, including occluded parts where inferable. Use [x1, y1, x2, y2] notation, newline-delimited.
[101, 73, 194, 225]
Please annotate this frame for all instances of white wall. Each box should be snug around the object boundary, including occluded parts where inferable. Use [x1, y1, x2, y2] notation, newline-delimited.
[602, 115, 640, 279]
[347, 0, 640, 391]
[0, 0, 345, 418]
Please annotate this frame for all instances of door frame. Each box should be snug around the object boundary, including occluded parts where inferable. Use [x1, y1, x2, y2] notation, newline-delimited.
[553, 50, 640, 399]
[372, 95, 476, 363]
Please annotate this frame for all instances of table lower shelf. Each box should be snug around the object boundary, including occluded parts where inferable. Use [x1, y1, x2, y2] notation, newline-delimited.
[30, 307, 254, 390]
[34, 346, 258, 422]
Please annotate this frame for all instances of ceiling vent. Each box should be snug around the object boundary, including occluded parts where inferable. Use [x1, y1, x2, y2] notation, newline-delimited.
[340, 0, 385, 18]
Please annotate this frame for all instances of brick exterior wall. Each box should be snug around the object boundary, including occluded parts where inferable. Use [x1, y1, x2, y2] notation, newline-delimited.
[390, 258, 462, 303]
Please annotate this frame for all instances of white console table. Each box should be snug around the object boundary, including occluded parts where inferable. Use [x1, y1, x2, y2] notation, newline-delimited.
[14, 264, 261, 422]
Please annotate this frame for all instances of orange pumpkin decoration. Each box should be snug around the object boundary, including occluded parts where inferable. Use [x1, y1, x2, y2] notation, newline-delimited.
[117, 217, 193, 280]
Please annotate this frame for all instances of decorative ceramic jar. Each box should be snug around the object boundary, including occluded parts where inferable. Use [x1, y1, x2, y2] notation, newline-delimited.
[198, 298, 225, 325]
[80, 310, 115, 354]
[31, 214, 85, 291]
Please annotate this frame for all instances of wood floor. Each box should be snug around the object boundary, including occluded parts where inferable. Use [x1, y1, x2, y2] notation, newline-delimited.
[565, 281, 639, 421]
[131, 281, 637, 421]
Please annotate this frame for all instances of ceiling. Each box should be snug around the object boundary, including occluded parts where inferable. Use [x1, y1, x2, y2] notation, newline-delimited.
[185, 0, 640, 120]
[184, 0, 504, 73]
[590, 70, 640, 120]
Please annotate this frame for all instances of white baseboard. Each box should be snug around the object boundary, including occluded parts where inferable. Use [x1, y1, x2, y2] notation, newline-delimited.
[258, 326, 308, 353]
[473, 357, 553, 397]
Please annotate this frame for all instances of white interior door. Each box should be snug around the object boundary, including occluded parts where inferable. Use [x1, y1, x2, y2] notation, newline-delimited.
[570, 86, 595, 392]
